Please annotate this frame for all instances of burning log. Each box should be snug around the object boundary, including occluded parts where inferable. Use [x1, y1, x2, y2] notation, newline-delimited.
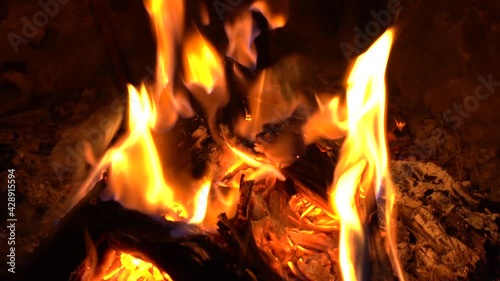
[16, 178, 284, 281]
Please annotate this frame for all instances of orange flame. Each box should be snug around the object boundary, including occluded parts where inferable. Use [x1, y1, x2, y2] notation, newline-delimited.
[250, 0, 289, 29]
[330, 29, 403, 281]
[107, 85, 188, 218]
[145, 0, 183, 88]
[188, 180, 211, 224]
[182, 29, 228, 144]
[183, 30, 224, 94]
[303, 29, 404, 280]
[226, 142, 285, 181]
[103, 0, 213, 222]
[224, 9, 258, 68]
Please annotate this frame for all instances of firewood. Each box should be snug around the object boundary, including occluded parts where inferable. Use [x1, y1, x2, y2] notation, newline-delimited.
[17, 178, 274, 281]
[283, 144, 336, 214]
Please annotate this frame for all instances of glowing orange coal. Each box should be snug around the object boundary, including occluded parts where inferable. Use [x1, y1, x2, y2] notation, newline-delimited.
[82, 250, 173, 281]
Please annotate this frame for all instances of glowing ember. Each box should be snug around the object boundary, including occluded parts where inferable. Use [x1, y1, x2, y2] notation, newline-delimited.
[391, 116, 406, 131]
[83, 251, 173, 281]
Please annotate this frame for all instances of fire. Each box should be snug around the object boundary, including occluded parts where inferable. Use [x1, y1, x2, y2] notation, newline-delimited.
[226, 142, 285, 181]
[329, 29, 403, 281]
[303, 29, 402, 280]
[103, 0, 226, 223]
[182, 28, 228, 144]
[250, 0, 289, 29]
[145, 0, 183, 88]
[188, 180, 211, 224]
[76, 0, 405, 279]
[224, 9, 258, 69]
[183, 29, 224, 94]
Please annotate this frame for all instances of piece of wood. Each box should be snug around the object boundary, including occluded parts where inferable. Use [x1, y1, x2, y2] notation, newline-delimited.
[217, 179, 284, 281]
[17, 178, 274, 281]
[283, 144, 336, 214]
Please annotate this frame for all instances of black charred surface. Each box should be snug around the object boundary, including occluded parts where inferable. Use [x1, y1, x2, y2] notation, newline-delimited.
[283, 144, 335, 209]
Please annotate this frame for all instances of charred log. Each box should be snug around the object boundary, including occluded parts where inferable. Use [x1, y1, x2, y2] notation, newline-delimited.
[283, 143, 337, 213]
[16, 178, 283, 281]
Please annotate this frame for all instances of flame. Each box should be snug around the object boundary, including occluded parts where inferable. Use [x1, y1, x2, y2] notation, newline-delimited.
[183, 29, 224, 94]
[107, 85, 189, 218]
[302, 95, 348, 145]
[314, 29, 404, 281]
[390, 116, 406, 131]
[182, 29, 228, 144]
[145, 0, 183, 88]
[78, 0, 403, 279]
[250, 0, 289, 29]
[104, 0, 214, 223]
[224, 9, 258, 69]
[188, 180, 211, 224]
[226, 143, 285, 181]
[145, 0, 188, 131]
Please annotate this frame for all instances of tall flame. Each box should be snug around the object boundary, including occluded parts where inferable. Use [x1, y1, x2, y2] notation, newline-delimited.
[144, 0, 192, 131]
[107, 85, 186, 216]
[182, 28, 228, 144]
[303, 29, 405, 281]
[104, 0, 218, 222]
[145, 0, 183, 88]
[331, 29, 403, 281]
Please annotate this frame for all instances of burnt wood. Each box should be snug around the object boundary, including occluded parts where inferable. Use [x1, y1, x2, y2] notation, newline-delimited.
[15, 179, 274, 281]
